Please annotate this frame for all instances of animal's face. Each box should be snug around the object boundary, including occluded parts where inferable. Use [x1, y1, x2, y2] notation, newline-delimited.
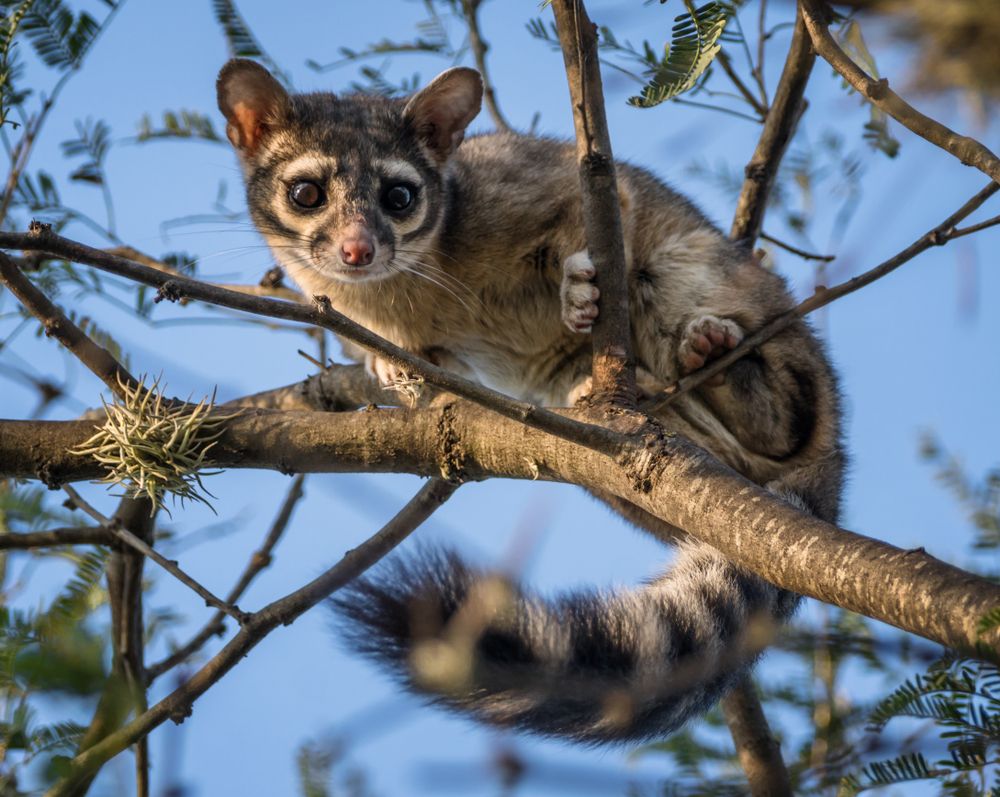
[216, 60, 482, 287]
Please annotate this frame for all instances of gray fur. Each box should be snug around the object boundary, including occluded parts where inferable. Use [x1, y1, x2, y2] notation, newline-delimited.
[219, 60, 845, 743]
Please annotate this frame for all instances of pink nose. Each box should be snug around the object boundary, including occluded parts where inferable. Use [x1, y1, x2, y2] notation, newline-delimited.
[340, 237, 374, 266]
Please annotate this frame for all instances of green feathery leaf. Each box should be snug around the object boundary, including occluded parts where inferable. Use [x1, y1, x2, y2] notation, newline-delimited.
[135, 109, 223, 144]
[211, 0, 290, 87]
[21, 0, 99, 71]
[627, 2, 736, 108]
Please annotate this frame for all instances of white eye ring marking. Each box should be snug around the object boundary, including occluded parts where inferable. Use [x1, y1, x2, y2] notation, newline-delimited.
[378, 158, 423, 187]
[279, 153, 339, 184]
[377, 159, 426, 234]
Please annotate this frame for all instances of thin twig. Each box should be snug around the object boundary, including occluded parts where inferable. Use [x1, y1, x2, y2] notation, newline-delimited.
[654, 180, 1000, 407]
[63, 486, 247, 624]
[551, 0, 637, 407]
[716, 50, 767, 119]
[760, 231, 835, 262]
[755, 0, 769, 107]
[146, 474, 307, 682]
[800, 0, 1000, 184]
[730, 7, 815, 246]
[105, 245, 304, 303]
[672, 96, 764, 124]
[460, 0, 512, 133]
[0, 249, 137, 399]
[0, 526, 112, 549]
[46, 478, 458, 797]
[950, 212, 1000, 240]
[0, 229, 624, 457]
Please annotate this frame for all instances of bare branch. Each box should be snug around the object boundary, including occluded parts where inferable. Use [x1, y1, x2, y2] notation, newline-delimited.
[950, 212, 1000, 240]
[800, 0, 1000, 184]
[760, 231, 834, 262]
[722, 676, 793, 797]
[146, 474, 306, 682]
[460, 0, 512, 133]
[0, 526, 112, 549]
[551, 0, 637, 407]
[730, 8, 815, 246]
[63, 486, 247, 624]
[0, 248, 137, 399]
[716, 50, 768, 119]
[46, 477, 458, 797]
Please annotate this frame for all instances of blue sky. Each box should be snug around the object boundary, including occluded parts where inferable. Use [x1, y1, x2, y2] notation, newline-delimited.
[1, 1, 998, 794]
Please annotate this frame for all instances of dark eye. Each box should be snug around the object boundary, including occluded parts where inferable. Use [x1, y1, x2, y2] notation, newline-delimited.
[289, 180, 325, 209]
[381, 182, 417, 213]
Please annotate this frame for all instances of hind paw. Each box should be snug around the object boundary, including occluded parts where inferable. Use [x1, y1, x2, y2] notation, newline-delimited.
[678, 315, 744, 375]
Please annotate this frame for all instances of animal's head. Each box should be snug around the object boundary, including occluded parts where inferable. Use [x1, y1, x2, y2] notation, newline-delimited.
[216, 59, 483, 285]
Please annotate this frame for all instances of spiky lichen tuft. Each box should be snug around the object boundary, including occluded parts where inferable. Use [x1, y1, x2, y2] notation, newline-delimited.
[70, 375, 238, 513]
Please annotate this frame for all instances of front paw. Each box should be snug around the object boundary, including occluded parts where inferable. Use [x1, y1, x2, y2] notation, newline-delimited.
[561, 251, 600, 334]
[365, 353, 423, 400]
[677, 315, 744, 375]
[566, 375, 594, 406]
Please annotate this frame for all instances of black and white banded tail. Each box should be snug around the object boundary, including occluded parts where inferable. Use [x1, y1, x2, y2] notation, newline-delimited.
[332, 538, 799, 744]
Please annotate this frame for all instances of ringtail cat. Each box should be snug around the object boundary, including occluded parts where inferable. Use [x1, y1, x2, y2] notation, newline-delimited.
[217, 59, 844, 743]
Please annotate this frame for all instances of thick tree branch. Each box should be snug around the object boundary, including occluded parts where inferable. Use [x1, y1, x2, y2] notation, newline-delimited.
[654, 179, 1000, 407]
[46, 477, 457, 797]
[0, 229, 623, 455]
[5, 404, 998, 660]
[800, 0, 1000, 184]
[730, 8, 815, 246]
[551, 0, 636, 407]
[227, 363, 398, 412]
[146, 474, 306, 682]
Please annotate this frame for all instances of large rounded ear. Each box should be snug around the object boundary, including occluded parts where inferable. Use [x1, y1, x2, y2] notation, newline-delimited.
[216, 59, 290, 155]
[403, 67, 483, 162]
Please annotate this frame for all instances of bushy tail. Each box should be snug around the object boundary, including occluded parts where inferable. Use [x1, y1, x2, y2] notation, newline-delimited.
[332, 536, 799, 744]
